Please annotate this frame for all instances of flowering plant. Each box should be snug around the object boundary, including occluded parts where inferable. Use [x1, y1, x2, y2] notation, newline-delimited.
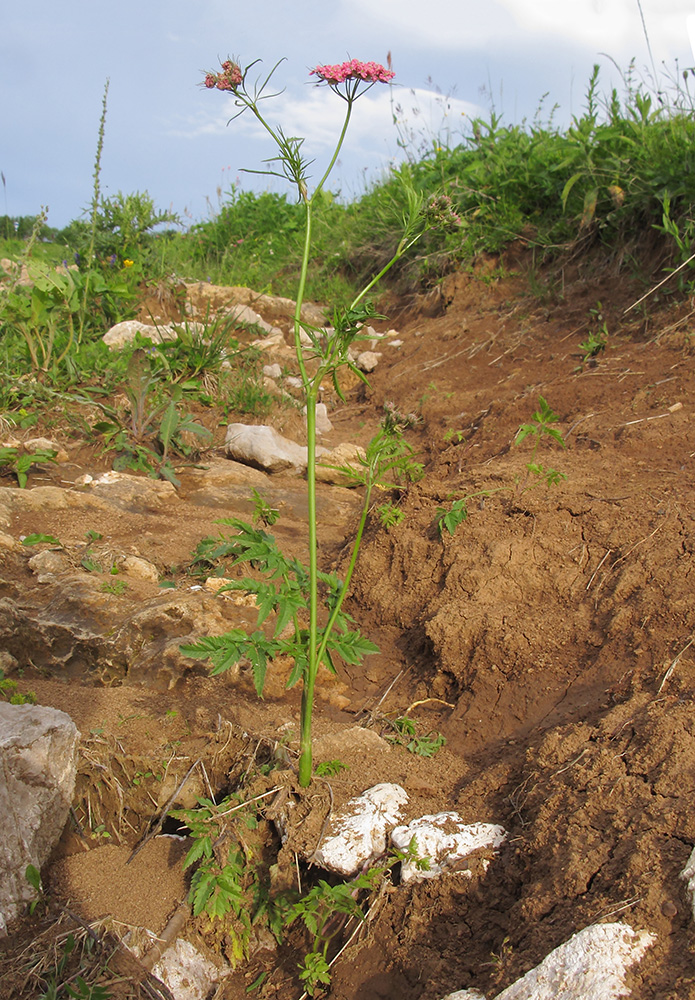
[193, 56, 446, 786]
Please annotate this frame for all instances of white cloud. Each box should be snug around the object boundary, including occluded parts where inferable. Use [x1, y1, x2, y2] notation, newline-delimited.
[345, 0, 695, 62]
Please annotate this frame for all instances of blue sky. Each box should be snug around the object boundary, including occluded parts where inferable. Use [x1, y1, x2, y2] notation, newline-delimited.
[2, 0, 694, 229]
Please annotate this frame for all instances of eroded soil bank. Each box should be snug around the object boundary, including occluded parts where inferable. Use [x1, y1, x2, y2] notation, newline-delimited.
[1, 251, 694, 999]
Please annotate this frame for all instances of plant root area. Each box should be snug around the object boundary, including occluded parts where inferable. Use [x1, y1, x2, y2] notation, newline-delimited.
[1, 251, 695, 999]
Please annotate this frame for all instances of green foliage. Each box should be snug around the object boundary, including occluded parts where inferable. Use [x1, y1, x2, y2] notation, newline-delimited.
[250, 488, 280, 527]
[515, 396, 566, 449]
[0, 214, 59, 241]
[0, 446, 57, 488]
[180, 513, 380, 696]
[436, 497, 468, 537]
[315, 759, 349, 777]
[92, 348, 211, 485]
[385, 716, 447, 757]
[0, 670, 37, 705]
[375, 501, 406, 530]
[21, 533, 62, 546]
[580, 304, 609, 359]
[155, 312, 239, 382]
[172, 793, 286, 964]
[100, 579, 128, 595]
[61, 190, 179, 264]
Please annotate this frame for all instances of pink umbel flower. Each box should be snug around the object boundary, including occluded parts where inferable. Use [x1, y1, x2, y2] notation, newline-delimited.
[203, 59, 243, 92]
[310, 59, 395, 85]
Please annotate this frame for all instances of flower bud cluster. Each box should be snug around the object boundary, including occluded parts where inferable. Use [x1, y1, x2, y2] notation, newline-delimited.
[204, 59, 243, 92]
[310, 59, 395, 85]
[425, 194, 462, 229]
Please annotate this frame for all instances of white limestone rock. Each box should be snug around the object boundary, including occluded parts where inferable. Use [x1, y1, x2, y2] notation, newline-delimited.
[312, 783, 408, 876]
[103, 320, 178, 349]
[680, 845, 695, 920]
[151, 937, 229, 1000]
[225, 423, 316, 473]
[0, 703, 79, 935]
[441, 922, 655, 1000]
[391, 814, 507, 883]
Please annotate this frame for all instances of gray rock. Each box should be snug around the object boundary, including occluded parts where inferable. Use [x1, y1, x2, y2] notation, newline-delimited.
[90, 471, 177, 507]
[23, 437, 69, 463]
[122, 555, 160, 584]
[0, 703, 79, 935]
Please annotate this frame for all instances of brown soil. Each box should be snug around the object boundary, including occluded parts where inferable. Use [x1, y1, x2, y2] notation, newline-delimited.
[2, 249, 695, 999]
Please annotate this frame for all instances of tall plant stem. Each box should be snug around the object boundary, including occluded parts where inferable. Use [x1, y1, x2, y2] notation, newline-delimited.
[78, 79, 109, 345]
[294, 99, 354, 788]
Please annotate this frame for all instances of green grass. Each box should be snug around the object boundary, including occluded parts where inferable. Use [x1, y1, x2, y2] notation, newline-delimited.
[4, 62, 695, 348]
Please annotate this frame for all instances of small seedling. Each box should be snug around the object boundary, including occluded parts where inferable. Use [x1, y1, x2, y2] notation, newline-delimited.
[385, 716, 447, 757]
[100, 579, 128, 595]
[25, 864, 43, 915]
[515, 396, 566, 450]
[315, 759, 349, 777]
[436, 497, 469, 536]
[81, 554, 103, 573]
[514, 396, 567, 492]
[579, 325, 607, 361]
[0, 669, 37, 705]
[21, 532, 62, 547]
[250, 488, 280, 527]
[376, 501, 405, 530]
[0, 446, 57, 488]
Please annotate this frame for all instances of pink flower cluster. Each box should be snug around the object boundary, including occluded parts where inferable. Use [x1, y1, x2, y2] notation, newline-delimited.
[310, 59, 395, 85]
[204, 59, 243, 92]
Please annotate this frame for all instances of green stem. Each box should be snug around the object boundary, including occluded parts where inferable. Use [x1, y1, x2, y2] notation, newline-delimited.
[298, 386, 319, 787]
[313, 95, 354, 197]
[314, 481, 374, 672]
[294, 100, 355, 787]
[349, 233, 422, 312]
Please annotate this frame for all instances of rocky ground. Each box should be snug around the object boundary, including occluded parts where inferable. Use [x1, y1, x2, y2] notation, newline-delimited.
[1, 249, 694, 999]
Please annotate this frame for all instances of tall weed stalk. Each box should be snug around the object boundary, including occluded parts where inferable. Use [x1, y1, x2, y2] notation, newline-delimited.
[185, 57, 454, 785]
[78, 79, 109, 345]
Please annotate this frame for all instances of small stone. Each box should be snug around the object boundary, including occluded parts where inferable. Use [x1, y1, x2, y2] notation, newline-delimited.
[315, 442, 366, 486]
[122, 555, 159, 584]
[28, 549, 70, 580]
[356, 351, 380, 372]
[303, 402, 333, 435]
[661, 900, 677, 917]
[263, 363, 283, 379]
[23, 437, 69, 463]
